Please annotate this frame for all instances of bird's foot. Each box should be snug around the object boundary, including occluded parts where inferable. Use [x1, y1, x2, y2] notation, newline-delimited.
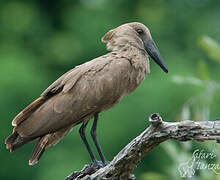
[64, 161, 109, 180]
[102, 160, 109, 167]
[64, 162, 101, 180]
[82, 160, 108, 173]
[79, 161, 104, 175]
[91, 160, 105, 169]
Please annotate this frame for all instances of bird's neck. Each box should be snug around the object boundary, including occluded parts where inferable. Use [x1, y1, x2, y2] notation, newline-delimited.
[116, 44, 150, 74]
[110, 44, 150, 93]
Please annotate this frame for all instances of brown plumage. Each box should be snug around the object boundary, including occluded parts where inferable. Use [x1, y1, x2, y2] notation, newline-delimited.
[5, 22, 168, 166]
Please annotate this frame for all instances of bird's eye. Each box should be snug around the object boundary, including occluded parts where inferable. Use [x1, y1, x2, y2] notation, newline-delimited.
[136, 29, 143, 35]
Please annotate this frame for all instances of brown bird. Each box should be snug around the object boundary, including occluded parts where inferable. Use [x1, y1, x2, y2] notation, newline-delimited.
[5, 22, 168, 166]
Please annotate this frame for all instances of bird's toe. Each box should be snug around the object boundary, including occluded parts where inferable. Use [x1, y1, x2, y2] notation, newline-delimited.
[92, 160, 105, 168]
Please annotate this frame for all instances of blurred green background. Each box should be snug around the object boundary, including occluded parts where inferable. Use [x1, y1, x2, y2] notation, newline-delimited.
[1, 0, 220, 179]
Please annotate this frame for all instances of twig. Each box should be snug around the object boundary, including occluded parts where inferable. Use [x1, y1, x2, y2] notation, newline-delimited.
[65, 113, 220, 180]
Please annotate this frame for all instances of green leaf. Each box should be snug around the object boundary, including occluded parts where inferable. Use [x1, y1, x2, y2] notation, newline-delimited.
[197, 60, 210, 81]
[140, 172, 166, 180]
[198, 36, 220, 63]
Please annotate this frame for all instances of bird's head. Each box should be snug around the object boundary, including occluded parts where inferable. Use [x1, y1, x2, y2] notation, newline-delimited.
[102, 22, 168, 73]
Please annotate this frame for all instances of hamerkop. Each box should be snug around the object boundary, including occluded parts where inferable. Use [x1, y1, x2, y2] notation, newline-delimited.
[5, 22, 168, 166]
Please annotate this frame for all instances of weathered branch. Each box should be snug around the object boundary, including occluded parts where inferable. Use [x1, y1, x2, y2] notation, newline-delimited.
[65, 113, 220, 180]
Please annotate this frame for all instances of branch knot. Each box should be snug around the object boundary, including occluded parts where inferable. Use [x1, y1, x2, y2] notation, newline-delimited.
[149, 113, 163, 127]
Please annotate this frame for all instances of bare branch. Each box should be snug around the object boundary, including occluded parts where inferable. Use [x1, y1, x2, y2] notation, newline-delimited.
[65, 113, 220, 180]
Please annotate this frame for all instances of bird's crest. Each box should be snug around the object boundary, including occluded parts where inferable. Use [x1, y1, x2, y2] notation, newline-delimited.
[102, 29, 115, 43]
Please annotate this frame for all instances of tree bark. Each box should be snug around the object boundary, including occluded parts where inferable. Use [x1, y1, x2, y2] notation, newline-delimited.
[65, 113, 220, 180]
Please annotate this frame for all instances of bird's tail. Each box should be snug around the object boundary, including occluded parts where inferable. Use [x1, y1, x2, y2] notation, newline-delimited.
[29, 137, 46, 166]
[29, 124, 76, 165]
[6, 123, 75, 166]
[5, 131, 34, 152]
[5, 131, 48, 166]
[5, 131, 47, 166]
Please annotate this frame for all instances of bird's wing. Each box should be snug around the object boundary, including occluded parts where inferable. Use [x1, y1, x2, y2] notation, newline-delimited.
[12, 59, 100, 127]
[15, 53, 132, 138]
[11, 67, 78, 126]
[40, 67, 81, 97]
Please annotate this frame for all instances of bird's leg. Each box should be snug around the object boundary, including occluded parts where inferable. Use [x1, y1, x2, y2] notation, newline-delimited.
[79, 121, 101, 167]
[90, 113, 108, 166]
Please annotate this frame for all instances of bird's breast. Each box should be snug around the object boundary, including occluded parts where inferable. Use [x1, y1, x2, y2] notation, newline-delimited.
[127, 60, 149, 93]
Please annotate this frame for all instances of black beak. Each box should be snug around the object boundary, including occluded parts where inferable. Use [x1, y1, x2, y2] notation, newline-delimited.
[144, 38, 168, 73]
